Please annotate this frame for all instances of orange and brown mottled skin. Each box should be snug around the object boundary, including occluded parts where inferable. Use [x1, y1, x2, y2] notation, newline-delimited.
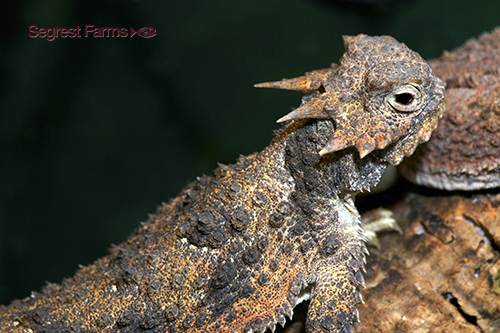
[0, 35, 444, 333]
[400, 28, 500, 190]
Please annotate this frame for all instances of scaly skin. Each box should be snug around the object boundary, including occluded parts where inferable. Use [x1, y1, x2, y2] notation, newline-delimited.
[0, 34, 444, 333]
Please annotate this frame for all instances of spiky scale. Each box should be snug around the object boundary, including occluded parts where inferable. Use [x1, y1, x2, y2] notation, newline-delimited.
[255, 68, 331, 93]
[319, 132, 352, 156]
[276, 98, 328, 124]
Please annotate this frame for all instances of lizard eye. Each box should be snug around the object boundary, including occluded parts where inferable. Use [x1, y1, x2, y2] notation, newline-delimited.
[387, 84, 422, 112]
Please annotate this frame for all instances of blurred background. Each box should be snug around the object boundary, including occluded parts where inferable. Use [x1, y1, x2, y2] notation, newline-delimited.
[0, 0, 498, 305]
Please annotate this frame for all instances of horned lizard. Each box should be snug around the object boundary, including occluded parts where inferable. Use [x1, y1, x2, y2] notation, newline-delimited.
[0, 34, 444, 333]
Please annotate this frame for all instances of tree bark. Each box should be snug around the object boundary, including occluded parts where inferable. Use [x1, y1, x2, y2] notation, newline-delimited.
[355, 192, 500, 333]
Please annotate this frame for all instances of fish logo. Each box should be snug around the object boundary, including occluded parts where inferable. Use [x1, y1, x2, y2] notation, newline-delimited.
[130, 27, 156, 38]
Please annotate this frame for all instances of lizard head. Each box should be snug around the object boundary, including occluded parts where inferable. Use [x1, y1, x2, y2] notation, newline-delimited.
[256, 34, 445, 166]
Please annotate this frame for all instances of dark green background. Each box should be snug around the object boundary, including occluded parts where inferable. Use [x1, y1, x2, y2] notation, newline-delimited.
[0, 0, 498, 305]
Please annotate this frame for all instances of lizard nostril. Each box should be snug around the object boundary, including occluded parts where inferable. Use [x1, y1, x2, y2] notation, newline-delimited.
[318, 84, 326, 94]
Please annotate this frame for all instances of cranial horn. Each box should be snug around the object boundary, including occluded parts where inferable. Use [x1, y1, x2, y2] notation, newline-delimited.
[355, 137, 377, 159]
[276, 98, 328, 123]
[255, 75, 314, 93]
[319, 132, 353, 156]
[254, 68, 329, 94]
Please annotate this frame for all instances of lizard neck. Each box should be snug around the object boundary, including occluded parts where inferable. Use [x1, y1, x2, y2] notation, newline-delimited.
[277, 119, 388, 197]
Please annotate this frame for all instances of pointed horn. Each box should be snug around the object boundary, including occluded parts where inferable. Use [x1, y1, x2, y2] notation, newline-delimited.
[276, 98, 328, 123]
[319, 132, 353, 156]
[355, 137, 377, 159]
[255, 68, 329, 94]
[255, 75, 314, 93]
